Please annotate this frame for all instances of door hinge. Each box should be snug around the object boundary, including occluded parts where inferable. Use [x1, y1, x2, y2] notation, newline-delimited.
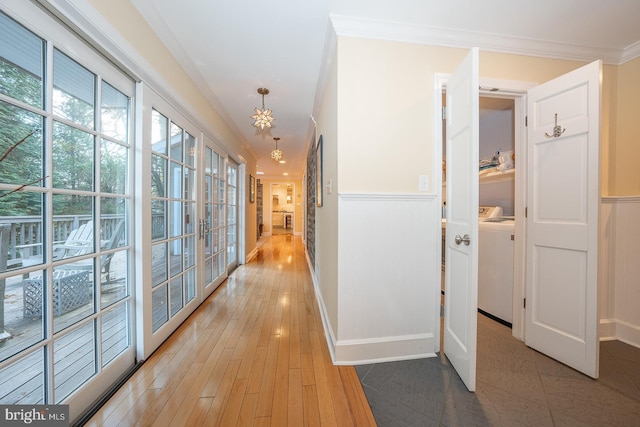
[525, 115, 528, 126]
[523, 298, 527, 309]
[511, 234, 514, 241]
[525, 207, 528, 218]
[442, 106, 447, 120]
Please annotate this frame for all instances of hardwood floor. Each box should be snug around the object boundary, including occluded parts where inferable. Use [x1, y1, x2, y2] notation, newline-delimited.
[86, 235, 376, 426]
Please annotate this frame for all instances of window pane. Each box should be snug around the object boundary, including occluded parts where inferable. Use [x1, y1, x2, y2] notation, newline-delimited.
[0, 11, 44, 109]
[184, 202, 195, 235]
[185, 268, 195, 303]
[51, 195, 94, 260]
[0, 349, 45, 404]
[151, 243, 167, 287]
[184, 167, 194, 201]
[53, 49, 95, 129]
[205, 176, 212, 203]
[152, 285, 168, 332]
[54, 321, 96, 403]
[170, 201, 182, 238]
[227, 165, 236, 186]
[101, 302, 129, 366]
[53, 121, 94, 191]
[151, 200, 166, 241]
[170, 123, 182, 161]
[169, 238, 183, 278]
[1, 270, 45, 363]
[0, 191, 43, 270]
[184, 235, 195, 268]
[169, 162, 182, 199]
[100, 198, 127, 307]
[151, 154, 166, 198]
[52, 263, 95, 334]
[101, 140, 128, 194]
[0, 101, 44, 186]
[151, 109, 167, 154]
[101, 81, 128, 142]
[100, 249, 127, 309]
[185, 132, 195, 167]
[169, 276, 182, 317]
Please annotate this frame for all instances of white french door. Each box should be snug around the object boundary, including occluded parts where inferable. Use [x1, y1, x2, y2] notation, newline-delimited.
[138, 86, 199, 358]
[202, 136, 227, 294]
[443, 47, 480, 392]
[226, 160, 238, 271]
[525, 60, 601, 378]
[0, 1, 135, 422]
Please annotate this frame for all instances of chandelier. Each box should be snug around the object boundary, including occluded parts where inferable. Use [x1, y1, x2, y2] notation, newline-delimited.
[251, 87, 275, 130]
[270, 137, 283, 162]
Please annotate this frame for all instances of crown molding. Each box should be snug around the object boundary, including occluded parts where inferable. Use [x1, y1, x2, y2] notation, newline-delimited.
[330, 15, 639, 66]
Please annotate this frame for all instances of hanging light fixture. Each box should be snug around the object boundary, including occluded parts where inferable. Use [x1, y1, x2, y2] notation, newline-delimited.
[270, 137, 283, 162]
[251, 87, 275, 129]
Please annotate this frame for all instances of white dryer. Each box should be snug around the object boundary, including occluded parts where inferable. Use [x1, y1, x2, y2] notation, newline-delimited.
[478, 217, 515, 325]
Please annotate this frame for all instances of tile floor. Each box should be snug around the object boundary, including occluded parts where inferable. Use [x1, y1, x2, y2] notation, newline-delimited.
[356, 314, 640, 426]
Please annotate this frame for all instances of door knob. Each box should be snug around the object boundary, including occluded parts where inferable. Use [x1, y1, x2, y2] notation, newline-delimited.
[455, 234, 471, 246]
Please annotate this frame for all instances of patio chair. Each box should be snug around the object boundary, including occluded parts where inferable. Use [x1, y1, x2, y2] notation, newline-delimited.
[17, 220, 94, 267]
[56, 219, 125, 281]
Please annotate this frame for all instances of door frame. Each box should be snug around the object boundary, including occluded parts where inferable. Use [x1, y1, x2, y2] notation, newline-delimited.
[435, 74, 535, 343]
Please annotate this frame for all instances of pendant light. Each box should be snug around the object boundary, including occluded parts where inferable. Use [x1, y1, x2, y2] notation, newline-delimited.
[251, 87, 275, 130]
[270, 137, 283, 162]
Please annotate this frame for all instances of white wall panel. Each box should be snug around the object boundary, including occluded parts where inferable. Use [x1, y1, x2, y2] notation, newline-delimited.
[331, 193, 441, 363]
[601, 197, 640, 347]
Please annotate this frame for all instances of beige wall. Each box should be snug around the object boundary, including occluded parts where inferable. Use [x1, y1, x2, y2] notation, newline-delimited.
[315, 44, 340, 335]
[334, 36, 638, 197]
[613, 57, 640, 195]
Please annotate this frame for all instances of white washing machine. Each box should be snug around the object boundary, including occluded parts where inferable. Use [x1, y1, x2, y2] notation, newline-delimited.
[478, 216, 515, 325]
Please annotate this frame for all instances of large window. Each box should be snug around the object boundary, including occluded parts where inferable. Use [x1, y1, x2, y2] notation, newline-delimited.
[0, 7, 133, 410]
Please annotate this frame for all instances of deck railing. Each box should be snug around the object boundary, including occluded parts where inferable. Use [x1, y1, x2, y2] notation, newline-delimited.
[0, 215, 129, 268]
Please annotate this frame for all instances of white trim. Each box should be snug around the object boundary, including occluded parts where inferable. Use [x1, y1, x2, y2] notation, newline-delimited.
[338, 192, 436, 201]
[602, 195, 640, 203]
[333, 334, 437, 366]
[330, 14, 636, 65]
[615, 321, 640, 349]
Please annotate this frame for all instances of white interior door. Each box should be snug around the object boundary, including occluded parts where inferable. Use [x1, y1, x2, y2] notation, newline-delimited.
[444, 47, 480, 391]
[525, 60, 601, 378]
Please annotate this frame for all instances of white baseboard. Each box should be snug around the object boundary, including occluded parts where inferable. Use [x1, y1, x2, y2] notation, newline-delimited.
[599, 319, 617, 341]
[245, 247, 258, 263]
[333, 334, 437, 365]
[615, 320, 640, 348]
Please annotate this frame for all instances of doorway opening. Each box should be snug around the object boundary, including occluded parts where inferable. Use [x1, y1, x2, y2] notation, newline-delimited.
[439, 80, 529, 342]
[270, 183, 295, 236]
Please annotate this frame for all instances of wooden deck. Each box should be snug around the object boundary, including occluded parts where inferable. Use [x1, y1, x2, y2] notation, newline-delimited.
[0, 261, 129, 405]
[85, 235, 377, 426]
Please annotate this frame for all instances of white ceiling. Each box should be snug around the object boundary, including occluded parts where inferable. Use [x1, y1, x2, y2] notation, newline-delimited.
[131, 0, 640, 180]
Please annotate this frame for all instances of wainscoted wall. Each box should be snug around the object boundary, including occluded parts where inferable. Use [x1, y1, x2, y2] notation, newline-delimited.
[601, 197, 640, 347]
[312, 195, 639, 366]
[330, 193, 441, 364]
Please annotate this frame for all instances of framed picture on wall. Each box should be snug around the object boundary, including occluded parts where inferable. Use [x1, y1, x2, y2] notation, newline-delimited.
[316, 135, 323, 207]
[250, 174, 256, 203]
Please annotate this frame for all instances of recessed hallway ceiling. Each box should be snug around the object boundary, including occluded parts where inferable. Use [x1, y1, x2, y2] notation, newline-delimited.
[131, 0, 640, 179]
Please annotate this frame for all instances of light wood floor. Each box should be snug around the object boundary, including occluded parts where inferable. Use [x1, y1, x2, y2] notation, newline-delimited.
[86, 235, 376, 426]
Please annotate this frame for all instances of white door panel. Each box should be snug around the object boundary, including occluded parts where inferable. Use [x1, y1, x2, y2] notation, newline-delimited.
[526, 60, 601, 378]
[444, 47, 479, 392]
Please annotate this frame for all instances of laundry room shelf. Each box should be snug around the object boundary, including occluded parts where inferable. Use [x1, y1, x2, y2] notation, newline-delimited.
[479, 168, 514, 184]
